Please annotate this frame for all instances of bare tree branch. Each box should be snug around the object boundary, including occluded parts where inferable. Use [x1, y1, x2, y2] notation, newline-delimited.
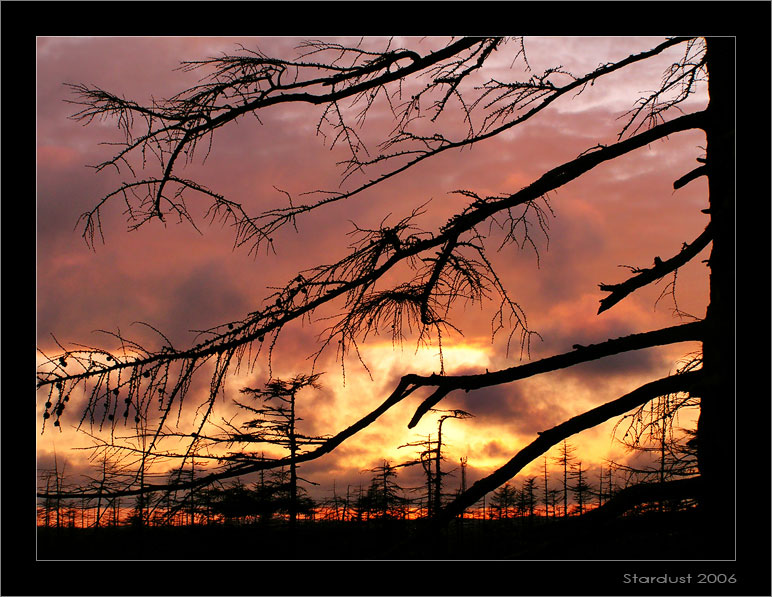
[37, 321, 701, 500]
[437, 370, 703, 523]
[405, 320, 704, 427]
[673, 164, 709, 189]
[598, 224, 712, 314]
[69, 37, 694, 255]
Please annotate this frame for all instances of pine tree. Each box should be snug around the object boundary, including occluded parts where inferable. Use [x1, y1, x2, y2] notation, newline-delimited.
[364, 461, 407, 520]
[522, 477, 538, 518]
[489, 483, 518, 519]
[542, 456, 550, 518]
[554, 440, 577, 518]
[234, 374, 326, 525]
[570, 462, 592, 516]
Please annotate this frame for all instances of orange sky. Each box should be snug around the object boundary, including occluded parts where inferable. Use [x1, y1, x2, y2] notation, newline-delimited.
[37, 36, 710, 503]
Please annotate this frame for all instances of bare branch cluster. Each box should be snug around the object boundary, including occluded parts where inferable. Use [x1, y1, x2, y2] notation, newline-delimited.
[67, 37, 695, 257]
[618, 37, 707, 139]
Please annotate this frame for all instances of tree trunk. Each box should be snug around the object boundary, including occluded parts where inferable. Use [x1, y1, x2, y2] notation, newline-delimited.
[289, 393, 298, 525]
[434, 427, 443, 517]
[699, 36, 735, 554]
[543, 457, 550, 516]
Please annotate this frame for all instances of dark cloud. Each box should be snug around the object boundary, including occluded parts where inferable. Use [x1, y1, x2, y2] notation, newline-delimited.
[480, 440, 510, 460]
[163, 261, 252, 342]
[439, 379, 571, 438]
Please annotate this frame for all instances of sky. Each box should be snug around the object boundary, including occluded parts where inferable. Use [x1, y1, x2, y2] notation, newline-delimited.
[36, 36, 710, 505]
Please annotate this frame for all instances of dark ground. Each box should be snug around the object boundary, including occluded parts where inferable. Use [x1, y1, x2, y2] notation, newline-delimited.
[26, 510, 767, 597]
[37, 508, 722, 561]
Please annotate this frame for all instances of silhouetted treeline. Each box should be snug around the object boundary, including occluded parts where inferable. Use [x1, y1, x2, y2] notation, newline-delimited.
[37, 429, 700, 530]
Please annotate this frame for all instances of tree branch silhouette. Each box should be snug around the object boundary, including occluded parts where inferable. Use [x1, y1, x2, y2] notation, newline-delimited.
[437, 370, 703, 523]
[67, 37, 694, 255]
[597, 223, 712, 314]
[405, 320, 704, 428]
[37, 321, 702, 500]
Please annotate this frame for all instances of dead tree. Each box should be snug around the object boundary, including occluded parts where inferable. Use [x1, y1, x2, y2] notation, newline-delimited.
[432, 410, 473, 516]
[398, 434, 438, 518]
[554, 440, 577, 518]
[542, 456, 550, 518]
[399, 409, 472, 518]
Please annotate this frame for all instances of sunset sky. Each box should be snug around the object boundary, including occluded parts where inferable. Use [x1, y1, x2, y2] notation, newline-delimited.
[36, 36, 711, 504]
